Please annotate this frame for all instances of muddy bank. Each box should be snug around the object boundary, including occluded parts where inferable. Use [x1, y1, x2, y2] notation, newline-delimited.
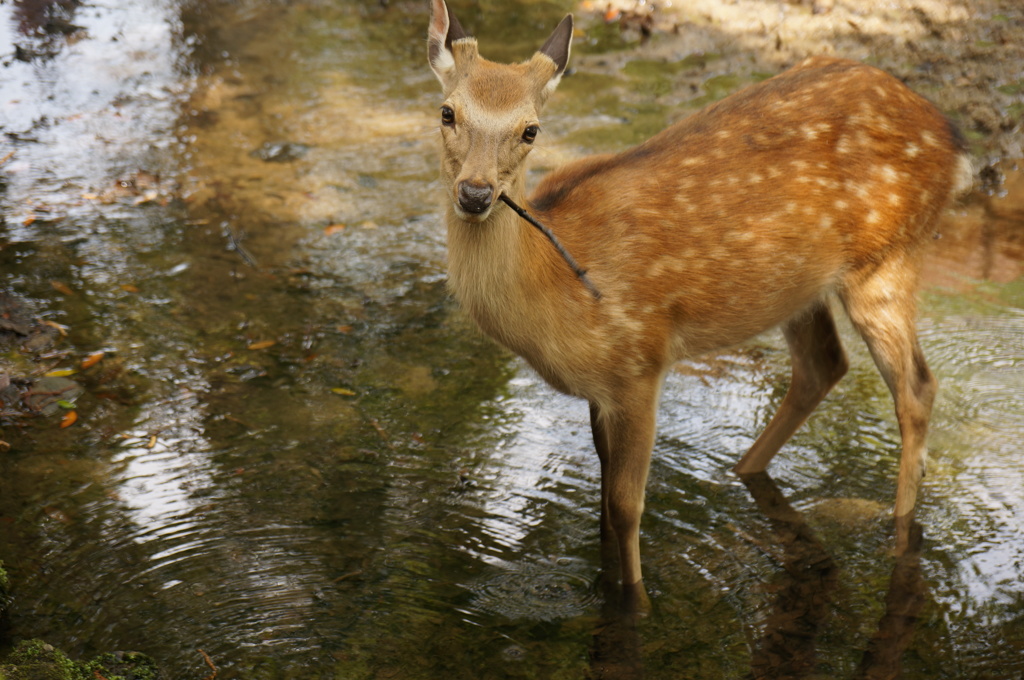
[584, 0, 1022, 164]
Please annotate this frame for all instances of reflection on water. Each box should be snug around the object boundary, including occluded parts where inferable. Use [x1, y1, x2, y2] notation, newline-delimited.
[1, 1, 1024, 678]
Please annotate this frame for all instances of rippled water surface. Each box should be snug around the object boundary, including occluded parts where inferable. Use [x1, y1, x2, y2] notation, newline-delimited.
[2, 1, 1023, 678]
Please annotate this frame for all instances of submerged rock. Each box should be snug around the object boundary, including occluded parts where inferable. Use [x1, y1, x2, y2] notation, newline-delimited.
[249, 141, 310, 163]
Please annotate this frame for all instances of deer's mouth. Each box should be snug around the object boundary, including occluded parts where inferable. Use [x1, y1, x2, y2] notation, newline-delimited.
[449, 198, 492, 223]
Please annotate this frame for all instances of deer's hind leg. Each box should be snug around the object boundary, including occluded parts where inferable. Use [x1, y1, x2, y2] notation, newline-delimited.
[590, 402, 616, 562]
[734, 303, 849, 475]
[838, 256, 936, 527]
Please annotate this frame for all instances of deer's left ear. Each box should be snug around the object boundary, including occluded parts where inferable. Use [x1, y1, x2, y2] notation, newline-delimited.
[428, 0, 472, 90]
[535, 14, 573, 96]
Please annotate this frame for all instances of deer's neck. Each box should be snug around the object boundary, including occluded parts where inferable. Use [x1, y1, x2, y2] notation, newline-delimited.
[444, 178, 572, 353]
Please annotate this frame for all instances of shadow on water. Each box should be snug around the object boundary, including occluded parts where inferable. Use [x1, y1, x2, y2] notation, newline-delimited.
[1, 0, 1024, 678]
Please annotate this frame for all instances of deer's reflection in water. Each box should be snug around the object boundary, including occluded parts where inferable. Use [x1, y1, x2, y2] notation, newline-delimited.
[588, 472, 926, 679]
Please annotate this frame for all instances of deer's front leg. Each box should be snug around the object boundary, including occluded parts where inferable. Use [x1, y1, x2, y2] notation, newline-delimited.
[595, 382, 659, 609]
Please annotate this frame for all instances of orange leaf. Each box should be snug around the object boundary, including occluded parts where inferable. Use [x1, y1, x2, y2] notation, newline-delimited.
[60, 411, 78, 428]
[50, 280, 75, 295]
[42, 320, 69, 336]
[81, 351, 105, 369]
[121, 284, 140, 293]
[323, 224, 346, 235]
[247, 340, 276, 350]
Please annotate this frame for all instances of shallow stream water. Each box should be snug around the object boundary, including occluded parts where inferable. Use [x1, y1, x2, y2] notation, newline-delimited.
[1, 1, 1023, 678]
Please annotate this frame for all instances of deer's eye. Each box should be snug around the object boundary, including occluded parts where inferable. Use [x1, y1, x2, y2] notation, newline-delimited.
[522, 125, 539, 144]
[440, 105, 455, 127]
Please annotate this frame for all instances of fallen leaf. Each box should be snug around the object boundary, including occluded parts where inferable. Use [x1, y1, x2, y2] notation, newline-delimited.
[331, 387, 356, 396]
[247, 340, 276, 350]
[50, 280, 75, 295]
[45, 368, 77, 377]
[60, 410, 78, 428]
[323, 224, 346, 235]
[41, 320, 69, 335]
[23, 215, 36, 227]
[121, 284, 140, 293]
[336, 325, 353, 334]
[81, 351, 105, 369]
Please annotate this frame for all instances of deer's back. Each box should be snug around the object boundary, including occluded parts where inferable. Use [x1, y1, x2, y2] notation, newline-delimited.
[527, 56, 967, 355]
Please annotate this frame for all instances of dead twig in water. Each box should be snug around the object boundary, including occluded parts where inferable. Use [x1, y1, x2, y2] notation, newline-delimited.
[198, 649, 217, 680]
[226, 228, 257, 267]
[332, 570, 364, 583]
[368, 417, 396, 450]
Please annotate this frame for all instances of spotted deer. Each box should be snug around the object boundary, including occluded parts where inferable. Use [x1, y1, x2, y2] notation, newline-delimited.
[427, 0, 972, 604]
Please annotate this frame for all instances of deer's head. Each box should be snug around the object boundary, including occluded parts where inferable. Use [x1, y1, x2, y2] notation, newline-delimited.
[428, 0, 572, 222]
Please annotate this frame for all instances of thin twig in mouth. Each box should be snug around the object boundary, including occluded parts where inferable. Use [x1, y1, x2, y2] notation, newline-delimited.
[498, 193, 602, 300]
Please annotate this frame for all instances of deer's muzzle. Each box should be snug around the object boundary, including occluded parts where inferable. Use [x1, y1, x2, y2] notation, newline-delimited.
[457, 180, 494, 215]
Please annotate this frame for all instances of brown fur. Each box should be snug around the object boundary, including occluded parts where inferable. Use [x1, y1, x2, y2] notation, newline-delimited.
[428, 0, 972, 598]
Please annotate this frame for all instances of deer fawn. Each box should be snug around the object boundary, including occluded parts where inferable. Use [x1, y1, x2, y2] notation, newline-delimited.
[427, 0, 972, 603]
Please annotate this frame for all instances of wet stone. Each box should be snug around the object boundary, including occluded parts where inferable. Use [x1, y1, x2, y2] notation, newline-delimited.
[249, 141, 311, 162]
[23, 376, 83, 416]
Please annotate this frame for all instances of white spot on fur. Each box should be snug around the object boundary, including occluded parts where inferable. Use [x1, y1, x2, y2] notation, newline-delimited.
[878, 165, 899, 183]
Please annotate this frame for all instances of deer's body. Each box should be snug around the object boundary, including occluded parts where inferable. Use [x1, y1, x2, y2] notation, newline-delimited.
[429, 0, 972, 601]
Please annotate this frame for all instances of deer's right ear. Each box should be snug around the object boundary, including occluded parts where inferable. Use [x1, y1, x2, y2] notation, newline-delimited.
[428, 0, 468, 89]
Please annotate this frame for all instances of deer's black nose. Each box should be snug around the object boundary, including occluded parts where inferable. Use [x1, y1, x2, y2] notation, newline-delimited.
[457, 181, 493, 214]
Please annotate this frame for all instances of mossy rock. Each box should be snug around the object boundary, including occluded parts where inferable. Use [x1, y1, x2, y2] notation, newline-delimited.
[0, 640, 158, 680]
[84, 651, 159, 680]
[0, 640, 83, 680]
